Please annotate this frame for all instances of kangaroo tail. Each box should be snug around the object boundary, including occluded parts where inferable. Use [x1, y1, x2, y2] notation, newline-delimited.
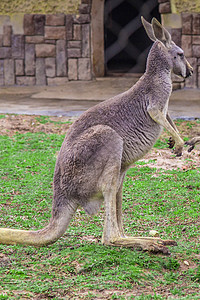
[0, 202, 77, 246]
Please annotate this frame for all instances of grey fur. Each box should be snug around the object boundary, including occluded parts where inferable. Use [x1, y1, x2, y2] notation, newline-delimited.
[0, 17, 193, 254]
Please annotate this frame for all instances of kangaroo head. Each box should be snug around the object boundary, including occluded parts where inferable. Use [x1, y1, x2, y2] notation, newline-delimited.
[141, 17, 193, 78]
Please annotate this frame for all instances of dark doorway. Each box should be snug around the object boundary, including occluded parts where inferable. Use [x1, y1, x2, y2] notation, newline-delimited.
[104, 0, 161, 74]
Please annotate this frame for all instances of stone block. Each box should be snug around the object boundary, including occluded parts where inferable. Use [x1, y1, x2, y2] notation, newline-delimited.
[193, 45, 200, 58]
[68, 41, 81, 48]
[0, 60, 4, 85]
[34, 15, 45, 35]
[198, 66, 200, 88]
[25, 44, 35, 75]
[45, 39, 56, 44]
[16, 76, 36, 85]
[0, 76, 4, 86]
[181, 35, 192, 57]
[0, 35, 3, 47]
[185, 57, 197, 88]
[66, 15, 73, 40]
[73, 14, 90, 24]
[0, 47, 11, 58]
[79, 4, 91, 14]
[171, 28, 181, 47]
[35, 44, 56, 57]
[12, 35, 25, 58]
[193, 36, 200, 44]
[45, 57, 56, 77]
[36, 58, 46, 85]
[4, 59, 15, 85]
[45, 26, 66, 40]
[0, 60, 3, 75]
[181, 13, 192, 35]
[24, 14, 45, 36]
[68, 59, 78, 80]
[3, 25, 12, 47]
[47, 77, 68, 85]
[193, 14, 200, 35]
[24, 14, 35, 35]
[159, 2, 171, 14]
[82, 24, 90, 57]
[82, 0, 92, 3]
[56, 40, 67, 76]
[172, 82, 182, 90]
[197, 58, 200, 65]
[67, 48, 81, 58]
[15, 59, 24, 76]
[73, 25, 81, 40]
[46, 14, 65, 26]
[26, 36, 44, 43]
[78, 58, 92, 80]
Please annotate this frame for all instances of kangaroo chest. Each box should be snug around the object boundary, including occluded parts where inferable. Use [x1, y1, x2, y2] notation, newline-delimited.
[120, 116, 163, 167]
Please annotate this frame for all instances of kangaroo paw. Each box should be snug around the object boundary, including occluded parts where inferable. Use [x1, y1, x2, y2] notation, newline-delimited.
[168, 137, 175, 149]
[185, 137, 200, 152]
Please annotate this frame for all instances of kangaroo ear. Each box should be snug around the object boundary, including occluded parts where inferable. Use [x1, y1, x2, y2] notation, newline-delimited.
[141, 16, 156, 42]
[151, 18, 172, 48]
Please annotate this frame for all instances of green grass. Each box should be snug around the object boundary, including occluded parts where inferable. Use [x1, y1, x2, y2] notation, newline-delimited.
[0, 131, 200, 299]
[35, 115, 72, 125]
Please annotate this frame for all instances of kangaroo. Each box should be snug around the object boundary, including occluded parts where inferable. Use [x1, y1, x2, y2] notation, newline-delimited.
[0, 17, 194, 254]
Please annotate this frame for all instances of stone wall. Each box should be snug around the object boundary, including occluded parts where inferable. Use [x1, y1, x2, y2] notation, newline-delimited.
[0, 2, 92, 86]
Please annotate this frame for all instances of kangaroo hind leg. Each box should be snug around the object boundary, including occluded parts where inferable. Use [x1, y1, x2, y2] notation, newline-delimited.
[102, 165, 177, 255]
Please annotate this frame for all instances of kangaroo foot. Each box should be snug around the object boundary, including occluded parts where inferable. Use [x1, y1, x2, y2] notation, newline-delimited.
[174, 145, 183, 157]
[105, 237, 177, 255]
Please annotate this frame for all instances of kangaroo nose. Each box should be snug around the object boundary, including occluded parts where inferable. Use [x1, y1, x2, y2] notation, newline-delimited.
[186, 67, 193, 78]
[189, 68, 193, 77]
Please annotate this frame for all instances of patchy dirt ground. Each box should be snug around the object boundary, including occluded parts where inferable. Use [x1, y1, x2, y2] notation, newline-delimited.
[0, 114, 77, 136]
[0, 114, 200, 171]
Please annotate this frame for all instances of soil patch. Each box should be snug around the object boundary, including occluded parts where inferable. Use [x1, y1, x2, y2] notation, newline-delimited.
[0, 114, 77, 136]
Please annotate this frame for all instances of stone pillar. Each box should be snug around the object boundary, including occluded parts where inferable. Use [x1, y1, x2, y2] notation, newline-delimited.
[56, 40, 67, 76]
[182, 13, 200, 88]
[25, 44, 35, 75]
[0, 60, 4, 86]
[36, 58, 46, 85]
[4, 59, 15, 85]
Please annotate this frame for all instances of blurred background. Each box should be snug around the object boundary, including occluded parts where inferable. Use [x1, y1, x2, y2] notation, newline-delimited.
[104, 0, 160, 75]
